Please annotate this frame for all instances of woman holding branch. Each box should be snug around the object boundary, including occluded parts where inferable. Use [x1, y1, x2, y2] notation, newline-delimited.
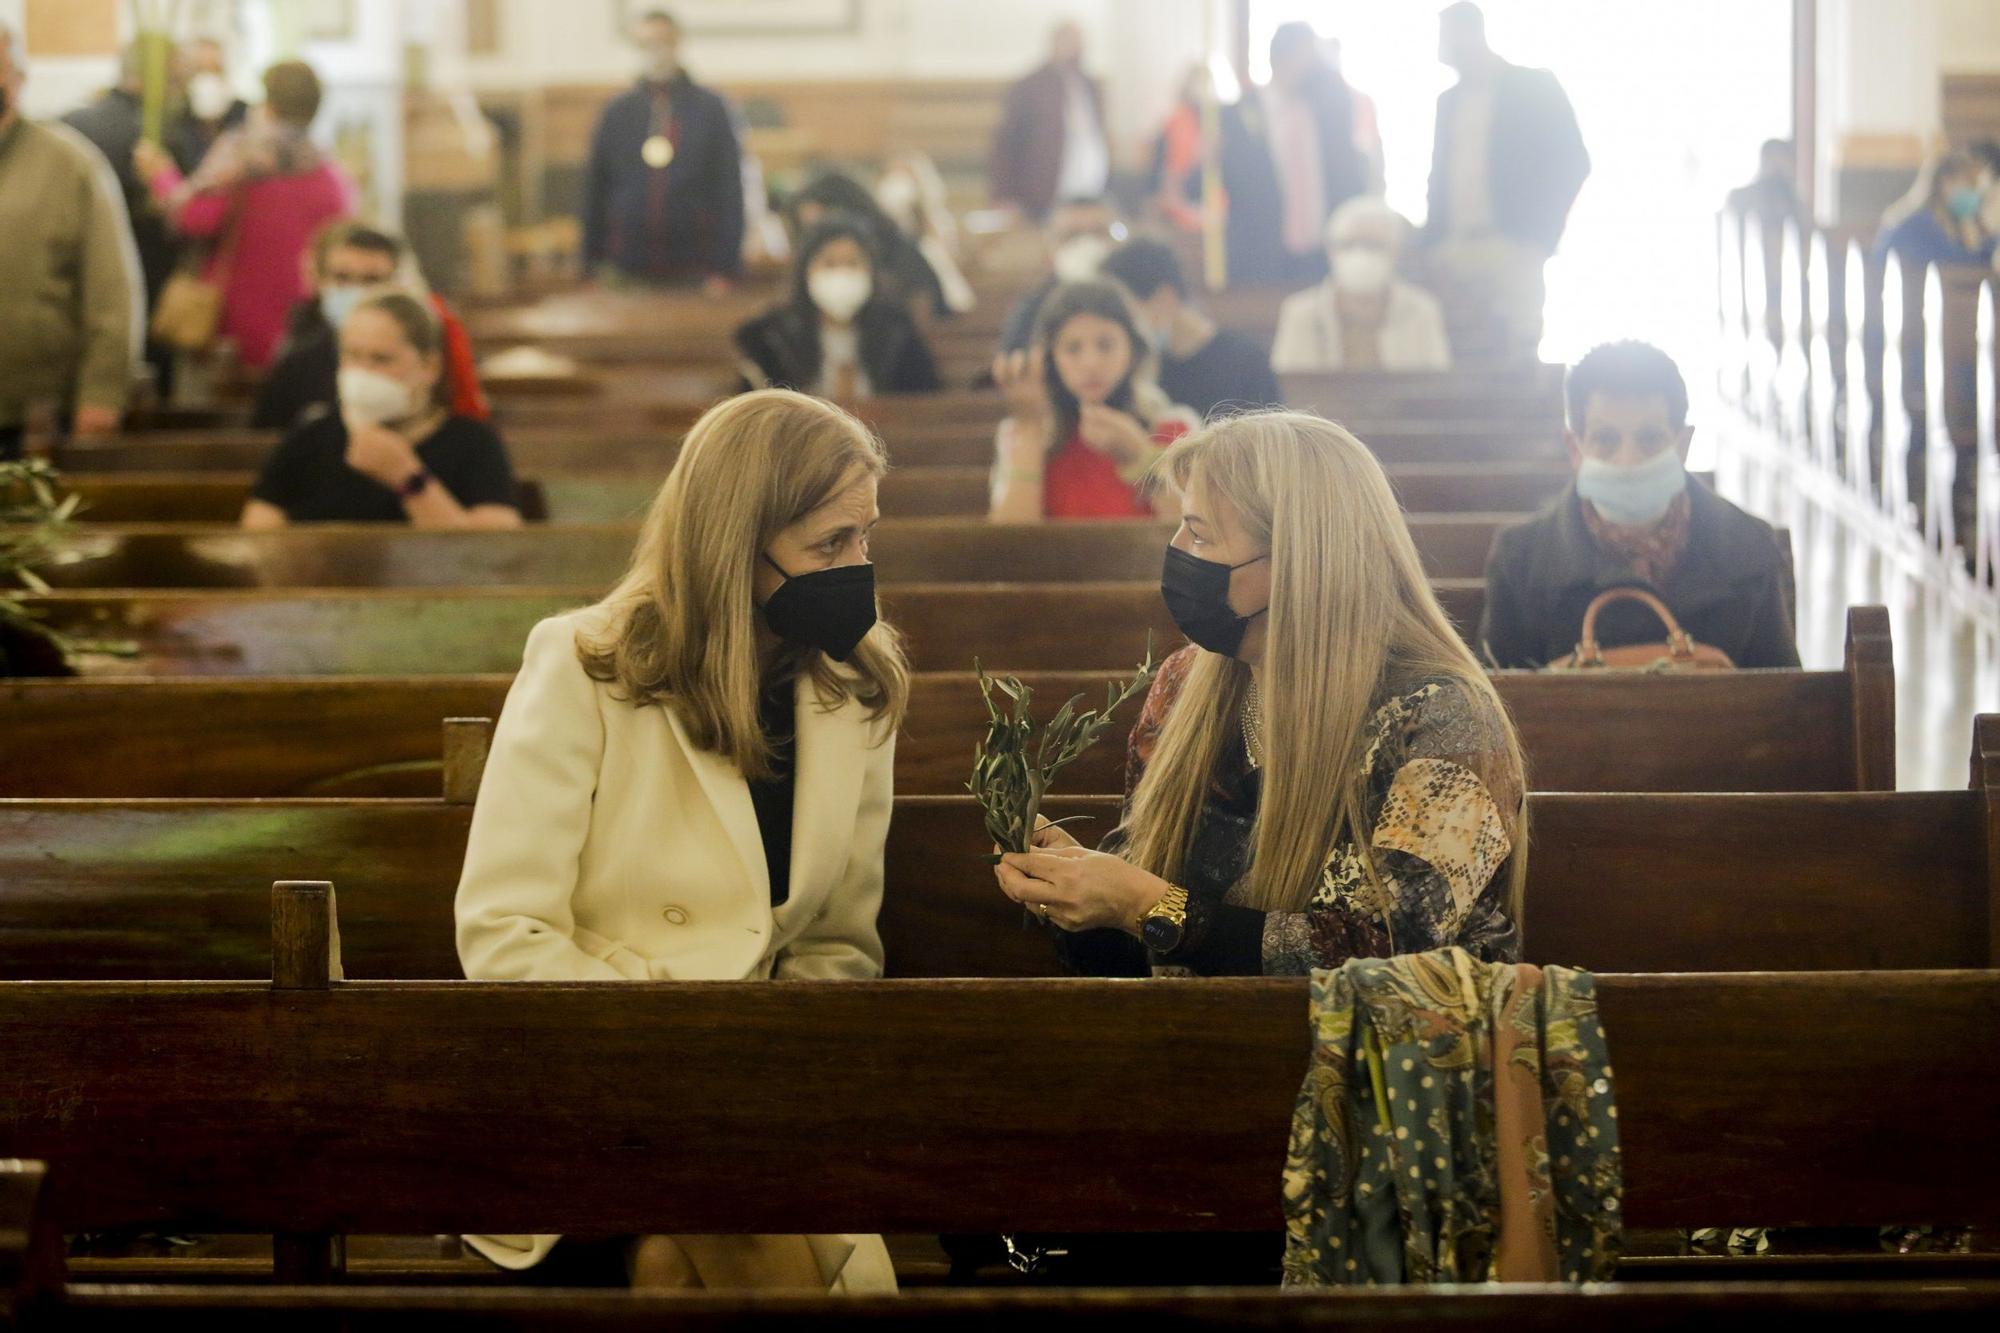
[993, 411, 1527, 976]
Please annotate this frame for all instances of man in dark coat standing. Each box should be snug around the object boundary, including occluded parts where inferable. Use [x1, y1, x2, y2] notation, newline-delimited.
[1219, 22, 1368, 286]
[1423, 1, 1588, 360]
[989, 22, 1110, 223]
[581, 8, 744, 292]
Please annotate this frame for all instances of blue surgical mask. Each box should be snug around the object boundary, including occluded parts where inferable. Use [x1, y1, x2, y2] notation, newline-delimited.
[321, 285, 368, 330]
[1576, 447, 1687, 526]
[1948, 186, 1984, 222]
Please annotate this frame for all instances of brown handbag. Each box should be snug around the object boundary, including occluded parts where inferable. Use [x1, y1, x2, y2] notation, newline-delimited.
[150, 196, 242, 352]
[1549, 587, 1736, 672]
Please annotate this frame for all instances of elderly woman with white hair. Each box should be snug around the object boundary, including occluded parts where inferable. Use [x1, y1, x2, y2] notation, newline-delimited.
[1270, 196, 1451, 373]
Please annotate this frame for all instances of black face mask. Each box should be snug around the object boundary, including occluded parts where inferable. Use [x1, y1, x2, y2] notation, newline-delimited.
[760, 553, 878, 663]
[1160, 545, 1267, 658]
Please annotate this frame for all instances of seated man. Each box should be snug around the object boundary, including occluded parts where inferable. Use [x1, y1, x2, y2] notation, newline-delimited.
[253, 221, 487, 430]
[1480, 341, 1799, 669]
[997, 194, 1127, 354]
[1271, 196, 1449, 372]
[1099, 238, 1280, 422]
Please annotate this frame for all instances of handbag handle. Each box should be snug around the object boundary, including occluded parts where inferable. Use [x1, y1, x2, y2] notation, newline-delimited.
[1572, 587, 1695, 667]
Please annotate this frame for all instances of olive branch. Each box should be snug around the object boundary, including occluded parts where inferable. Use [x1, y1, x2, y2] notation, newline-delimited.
[968, 637, 1158, 857]
[0, 460, 131, 672]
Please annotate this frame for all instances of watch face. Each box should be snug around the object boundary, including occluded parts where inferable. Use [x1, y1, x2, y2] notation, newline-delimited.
[1142, 916, 1183, 953]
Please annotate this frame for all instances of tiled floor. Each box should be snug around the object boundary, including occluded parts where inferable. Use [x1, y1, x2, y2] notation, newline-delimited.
[1710, 419, 2000, 790]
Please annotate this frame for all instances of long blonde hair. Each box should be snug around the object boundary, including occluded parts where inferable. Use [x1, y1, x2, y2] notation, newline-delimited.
[577, 389, 910, 778]
[1121, 411, 1529, 919]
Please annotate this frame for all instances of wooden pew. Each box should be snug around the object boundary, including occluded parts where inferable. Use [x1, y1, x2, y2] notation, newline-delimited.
[37, 516, 1517, 588]
[0, 711, 1983, 980]
[0, 605, 1895, 798]
[57, 416, 1565, 473]
[60, 460, 1579, 524]
[5, 583, 1487, 675]
[0, 941, 1994, 1262]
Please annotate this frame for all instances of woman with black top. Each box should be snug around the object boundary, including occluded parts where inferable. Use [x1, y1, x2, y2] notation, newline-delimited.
[242, 292, 521, 529]
[787, 170, 951, 320]
[994, 410, 1527, 977]
[733, 215, 942, 400]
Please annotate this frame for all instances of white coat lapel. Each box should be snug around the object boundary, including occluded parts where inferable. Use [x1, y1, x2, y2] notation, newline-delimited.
[663, 704, 768, 904]
[786, 674, 867, 908]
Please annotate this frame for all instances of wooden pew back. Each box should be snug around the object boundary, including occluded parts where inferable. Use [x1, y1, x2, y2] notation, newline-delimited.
[1, 954, 1996, 1238]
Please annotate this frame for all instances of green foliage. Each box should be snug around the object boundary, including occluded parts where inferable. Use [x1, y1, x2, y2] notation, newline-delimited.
[968, 637, 1158, 856]
[0, 460, 126, 673]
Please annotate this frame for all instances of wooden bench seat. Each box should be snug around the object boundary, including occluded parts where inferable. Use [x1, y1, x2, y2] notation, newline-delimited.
[61, 461, 1579, 524]
[0, 605, 1898, 797]
[0, 711, 1984, 980]
[6, 583, 1485, 674]
[37, 517, 1516, 588]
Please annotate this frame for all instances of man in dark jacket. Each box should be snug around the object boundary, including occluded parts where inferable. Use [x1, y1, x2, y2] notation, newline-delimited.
[1423, 2, 1588, 359]
[989, 22, 1109, 223]
[580, 8, 744, 291]
[63, 45, 179, 394]
[1480, 342, 1799, 670]
[166, 36, 247, 176]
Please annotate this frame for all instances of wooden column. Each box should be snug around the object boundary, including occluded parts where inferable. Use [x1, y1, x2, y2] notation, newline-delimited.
[1843, 605, 1896, 793]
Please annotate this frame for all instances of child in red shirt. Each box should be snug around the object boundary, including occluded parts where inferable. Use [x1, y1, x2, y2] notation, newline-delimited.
[990, 278, 1195, 522]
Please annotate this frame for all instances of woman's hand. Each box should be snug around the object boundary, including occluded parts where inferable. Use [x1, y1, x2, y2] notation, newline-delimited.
[993, 845, 1169, 935]
[994, 343, 1050, 422]
[1077, 404, 1152, 465]
[344, 421, 422, 489]
[132, 140, 175, 183]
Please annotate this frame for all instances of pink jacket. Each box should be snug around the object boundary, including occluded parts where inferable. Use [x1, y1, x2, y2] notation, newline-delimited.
[153, 160, 354, 368]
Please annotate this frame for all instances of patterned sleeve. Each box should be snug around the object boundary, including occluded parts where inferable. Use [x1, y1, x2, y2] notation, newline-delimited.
[1258, 680, 1523, 975]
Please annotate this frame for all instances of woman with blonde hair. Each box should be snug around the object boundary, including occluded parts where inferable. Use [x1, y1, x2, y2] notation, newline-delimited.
[456, 389, 907, 1291]
[995, 409, 1526, 976]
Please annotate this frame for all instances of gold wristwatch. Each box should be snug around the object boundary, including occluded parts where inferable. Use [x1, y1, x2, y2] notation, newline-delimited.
[1140, 885, 1190, 954]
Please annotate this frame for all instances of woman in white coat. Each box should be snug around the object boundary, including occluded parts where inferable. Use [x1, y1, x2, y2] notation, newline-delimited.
[1270, 196, 1451, 373]
[455, 388, 908, 1291]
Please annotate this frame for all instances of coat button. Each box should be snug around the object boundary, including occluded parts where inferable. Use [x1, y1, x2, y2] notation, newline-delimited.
[661, 906, 690, 926]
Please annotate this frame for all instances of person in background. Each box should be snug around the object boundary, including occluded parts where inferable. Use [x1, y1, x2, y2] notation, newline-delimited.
[580, 8, 743, 293]
[734, 214, 942, 399]
[997, 195, 1128, 355]
[788, 170, 950, 320]
[1098, 238, 1279, 421]
[167, 36, 247, 176]
[134, 59, 353, 371]
[243, 292, 520, 530]
[1480, 341, 1798, 670]
[63, 42, 181, 398]
[254, 221, 489, 430]
[989, 278, 1194, 523]
[1874, 149, 1995, 270]
[1422, 1, 1589, 360]
[874, 149, 976, 315]
[989, 21, 1109, 223]
[1148, 64, 1212, 235]
[1220, 23, 1369, 286]
[1726, 138, 1807, 229]
[0, 23, 139, 459]
[1969, 140, 2000, 241]
[1272, 196, 1449, 373]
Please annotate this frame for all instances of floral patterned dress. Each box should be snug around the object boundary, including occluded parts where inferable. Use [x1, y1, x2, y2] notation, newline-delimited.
[1057, 645, 1524, 977]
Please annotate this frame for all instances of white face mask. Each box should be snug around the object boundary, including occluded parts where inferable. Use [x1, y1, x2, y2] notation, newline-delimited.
[808, 267, 873, 323]
[338, 366, 418, 427]
[187, 72, 233, 121]
[1052, 235, 1112, 282]
[1332, 248, 1393, 295]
